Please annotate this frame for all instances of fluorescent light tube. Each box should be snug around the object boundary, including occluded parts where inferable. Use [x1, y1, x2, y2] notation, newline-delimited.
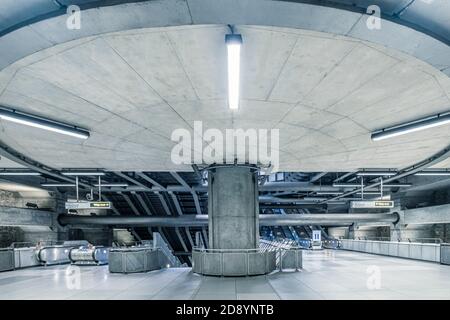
[0, 107, 89, 139]
[415, 171, 450, 176]
[0, 171, 41, 176]
[372, 113, 450, 141]
[94, 183, 128, 187]
[356, 171, 397, 176]
[315, 191, 344, 195]
[62, 171, 105, 176]
[226, 34, 242, 110]
[333, 183, 411, 188]
[41, 183, 76, 187]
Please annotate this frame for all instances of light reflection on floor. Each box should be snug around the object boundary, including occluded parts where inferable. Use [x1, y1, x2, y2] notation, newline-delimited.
[0, 250, 449, 300]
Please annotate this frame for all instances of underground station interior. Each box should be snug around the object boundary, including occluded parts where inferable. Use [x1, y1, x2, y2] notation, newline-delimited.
[2, 0, 450, 305]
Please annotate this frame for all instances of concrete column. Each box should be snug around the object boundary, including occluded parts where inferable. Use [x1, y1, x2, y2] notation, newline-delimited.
[208, 166, 259, 249]
[348, 225, 356, 240]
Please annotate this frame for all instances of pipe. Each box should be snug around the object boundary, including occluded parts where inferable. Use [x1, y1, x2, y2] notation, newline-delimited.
[59, 213, 399, 227]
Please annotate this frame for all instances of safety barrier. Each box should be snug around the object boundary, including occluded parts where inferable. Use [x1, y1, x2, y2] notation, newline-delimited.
[109, 246, 163, 273]
[14, 247, 40, 268]
[0, 248, 14, 272]
[340, 239, 440, 263]
[441, 244, 450, 265]
[192, 247, 302, 276]
[192, 248, 276, 276]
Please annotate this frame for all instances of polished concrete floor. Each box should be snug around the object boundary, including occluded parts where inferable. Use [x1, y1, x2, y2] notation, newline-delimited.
[1, 250, 450, 300]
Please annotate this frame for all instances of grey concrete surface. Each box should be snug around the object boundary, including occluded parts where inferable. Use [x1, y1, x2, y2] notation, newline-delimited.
[1, 250, 450, 299]
[0, 207, 53, 227]
[403, 203, 450, 225]
[208, 167, 259, 249]
[1, 24, 450, 171]
[1, 1, 450, 74]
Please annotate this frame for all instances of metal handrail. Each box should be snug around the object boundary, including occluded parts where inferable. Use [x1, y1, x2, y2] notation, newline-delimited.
[350, 237, 442, 244]
[9, 242, 36, 249]
[193, 247, 269, 253]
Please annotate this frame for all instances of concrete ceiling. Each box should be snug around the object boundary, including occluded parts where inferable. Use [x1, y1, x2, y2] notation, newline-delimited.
[1, 25, 450, 171]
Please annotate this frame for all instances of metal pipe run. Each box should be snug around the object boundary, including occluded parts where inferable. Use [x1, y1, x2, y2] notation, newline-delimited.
[59, 213, 399, 227]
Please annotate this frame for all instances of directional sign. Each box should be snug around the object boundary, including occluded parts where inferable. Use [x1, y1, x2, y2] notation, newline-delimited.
[312, 230, 321, 241]
[65, 201, 111, 210]
[350, 200, 394, 209]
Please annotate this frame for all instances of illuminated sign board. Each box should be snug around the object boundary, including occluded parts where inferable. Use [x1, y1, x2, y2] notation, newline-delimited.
[350, 201, 394, 209]
[65, 201, 111, 210]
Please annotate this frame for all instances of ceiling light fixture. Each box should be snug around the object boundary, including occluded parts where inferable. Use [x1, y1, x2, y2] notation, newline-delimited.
[0, 171, 41, 176]
[62, 171, 105, 176]
[94, 183, 129, 187]
[415, 170, 450, 176]
[0, 107, 90, 139]
[315, 191, 344, 195]
[333, 183, 411, 188]
[41, 183, 76, 187]
[371, 112, 450, 141]
[226, 33, 242, 110]
[356, 171, 397, 176]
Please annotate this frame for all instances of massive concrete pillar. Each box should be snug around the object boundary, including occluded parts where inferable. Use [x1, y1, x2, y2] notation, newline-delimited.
[208, 165, 259, 249]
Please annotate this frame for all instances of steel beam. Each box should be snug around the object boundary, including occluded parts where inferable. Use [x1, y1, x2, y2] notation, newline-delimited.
[170, 172, 202, 215]
[156, 192, 172, 216]
[169, 192, 184, 216]
[101, 194, 120, 216]
[310, 172, 327, 182]
[115, 172, 152, 191]
[185, 227, 194, 248]
[120, 193, 140, 216]
[135, 193, 153, 216]
[136, 172, 165, 189]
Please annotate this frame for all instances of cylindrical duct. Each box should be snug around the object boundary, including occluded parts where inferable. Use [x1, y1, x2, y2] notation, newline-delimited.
[59, 213, 399, 227]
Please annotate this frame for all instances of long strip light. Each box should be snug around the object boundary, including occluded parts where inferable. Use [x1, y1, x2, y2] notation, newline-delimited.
[415, 170, 450, 176]
[0, 171, 41, 176]
[356, 171, 397, 176]
[41, 183, 76, 187]
[333, 183, 411, 188]
[0, 107, 89, 139]
[371, 112, 450, 141]
[62, 171, 105, 176]
[94, 183, 129, 187]
[315, 191, 344, 195]
[226, 34, 242, 110]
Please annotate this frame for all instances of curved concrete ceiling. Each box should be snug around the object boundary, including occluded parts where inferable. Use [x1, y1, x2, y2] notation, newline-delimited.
[1, 25, 450, 172]
[0, 0, 450, 75]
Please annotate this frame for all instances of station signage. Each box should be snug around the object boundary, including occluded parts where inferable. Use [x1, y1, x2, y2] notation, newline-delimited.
[350, 200, 394, 209]
[65, 201, 111, 210]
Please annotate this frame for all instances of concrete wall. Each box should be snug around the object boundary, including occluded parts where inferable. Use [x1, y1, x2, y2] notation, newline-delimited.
[0, 226, 20, 247]
[208, 167, 259, 249]
[0, 226, 59, 247]
[347, 226, 390, 240]
[327, 227, 348, 239]
[0, 190, 55, 209]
